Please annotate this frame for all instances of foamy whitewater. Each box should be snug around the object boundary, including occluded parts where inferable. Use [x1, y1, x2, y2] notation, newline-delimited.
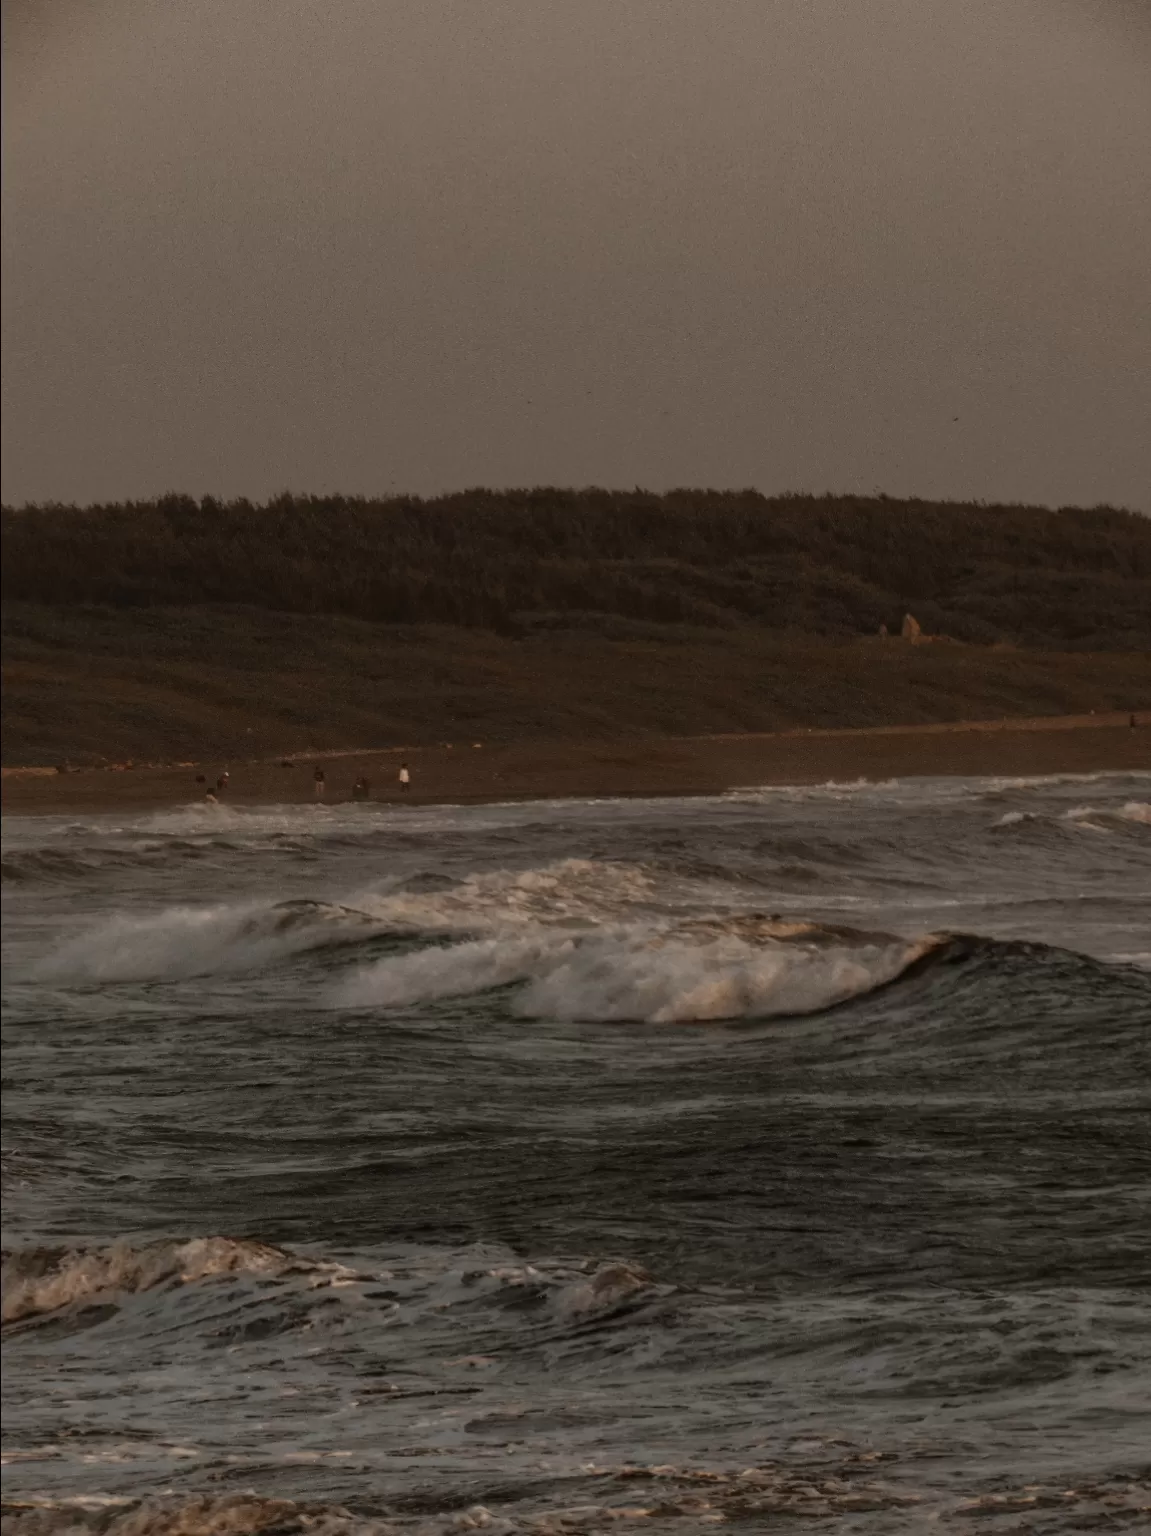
[3, 774, 1150, 1533]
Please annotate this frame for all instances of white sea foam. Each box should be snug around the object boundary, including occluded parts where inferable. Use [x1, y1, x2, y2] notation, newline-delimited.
[28, 858, 946, 1011]
[31, 900, 381, 983]
[29, 861, 703, 983]
[992, 800, 1150, 834]
[134, 803, 282, 836]
[724, 777, 901, 802]
[359, 858, 675, 931]
[1116, 800, 1151, 825]
[1062, 800, 1151, 832]
[0, 1237, 330, 1324]
[993, 810, 1035, 827]
[334, 924, 942, 1023]
[519, 929, 940, 1023]
[726, 771, 1148, 807]
[551, 1261, 656, 1317]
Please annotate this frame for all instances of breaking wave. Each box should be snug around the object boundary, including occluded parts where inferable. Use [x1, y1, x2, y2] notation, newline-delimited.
[1, 1232, 661, 1335]
[25, 861, 700, 984]
[993, 800, 1151, 833]
[1064, 800, 1151, 830]
[0, 1237, 356, 1325]
[333, 921, 945, 1023]
[29, 899, 388, 983]
[364, 858, 688, 930]
[25, 857, 952, 1021]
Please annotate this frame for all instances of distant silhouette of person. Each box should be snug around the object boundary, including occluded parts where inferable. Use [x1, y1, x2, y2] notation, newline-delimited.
[204, 788, 218, 804]
[351, 776, 370, 801]
[398, 763, 411, 793]
[313, 766, 326, 798]
[216, 772, 229, 794]
[1132, 714, 1138, 729]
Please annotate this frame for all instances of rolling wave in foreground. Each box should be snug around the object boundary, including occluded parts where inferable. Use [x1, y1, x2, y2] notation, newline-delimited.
[2, 773, 1149, 1533]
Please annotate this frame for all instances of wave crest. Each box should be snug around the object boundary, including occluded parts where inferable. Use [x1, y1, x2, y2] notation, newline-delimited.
[25, 861, 702, 984]
[993, 800, 1150, 835]
[24, 856, 951, 1020]
[30, 900, 382, 984]
[0, 1237, 348, 1324]
[334, 921, 945, 1024]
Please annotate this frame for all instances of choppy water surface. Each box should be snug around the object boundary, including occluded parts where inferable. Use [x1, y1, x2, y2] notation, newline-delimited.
[3, 774, 1150, 1534]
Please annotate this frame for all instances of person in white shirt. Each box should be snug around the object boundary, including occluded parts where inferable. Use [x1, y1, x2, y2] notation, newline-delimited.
[398, 763, 411, 792]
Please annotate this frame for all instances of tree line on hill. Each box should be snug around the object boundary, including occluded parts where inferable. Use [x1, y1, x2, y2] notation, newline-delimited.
[2, 490, 1148, 648]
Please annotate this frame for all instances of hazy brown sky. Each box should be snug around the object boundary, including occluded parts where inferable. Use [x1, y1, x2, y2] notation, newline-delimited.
[3, 0, 1149, 508]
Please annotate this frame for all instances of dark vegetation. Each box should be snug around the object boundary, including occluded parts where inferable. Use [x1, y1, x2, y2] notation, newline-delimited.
[3, 492, 1148, 762]
[4, 490, 1150, 647]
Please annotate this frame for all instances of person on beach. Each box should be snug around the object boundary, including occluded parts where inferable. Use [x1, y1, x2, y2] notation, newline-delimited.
[204, 787, 218, 804]
[313, 766, 325, 798]
[398, 763, 411, 793]
[351, 776, 370, 801]
[216, 772, 229, 794]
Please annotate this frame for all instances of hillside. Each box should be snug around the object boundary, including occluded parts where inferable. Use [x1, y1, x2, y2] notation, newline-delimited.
[3, 490, 1150, 647]
[2, 493, 1148, 765]
[3, 604, 1148, 767]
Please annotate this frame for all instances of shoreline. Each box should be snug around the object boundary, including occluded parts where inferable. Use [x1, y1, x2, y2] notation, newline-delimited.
[3, 712, 1147, 817]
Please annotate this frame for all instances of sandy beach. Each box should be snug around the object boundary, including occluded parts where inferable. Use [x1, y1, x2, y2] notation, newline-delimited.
[3, 711, 1147, 816]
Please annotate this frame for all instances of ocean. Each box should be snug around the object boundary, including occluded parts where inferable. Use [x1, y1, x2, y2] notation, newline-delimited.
[2, 773, 1149, 1534]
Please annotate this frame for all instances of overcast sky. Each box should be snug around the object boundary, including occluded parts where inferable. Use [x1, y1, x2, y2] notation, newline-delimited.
[3, 0, 1149, 508]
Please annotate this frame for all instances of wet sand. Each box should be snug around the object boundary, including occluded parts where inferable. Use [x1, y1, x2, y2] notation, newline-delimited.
[3, 713, 1147, 815]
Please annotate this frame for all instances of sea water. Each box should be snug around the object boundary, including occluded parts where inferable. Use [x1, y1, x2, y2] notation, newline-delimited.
[2, 774, 1149, 1533]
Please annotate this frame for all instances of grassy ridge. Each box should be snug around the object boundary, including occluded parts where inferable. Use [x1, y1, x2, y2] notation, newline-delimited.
[4, 493, 1148, 764]
[3, 491, 1149, 647]
[4, 604, 1148, 766]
